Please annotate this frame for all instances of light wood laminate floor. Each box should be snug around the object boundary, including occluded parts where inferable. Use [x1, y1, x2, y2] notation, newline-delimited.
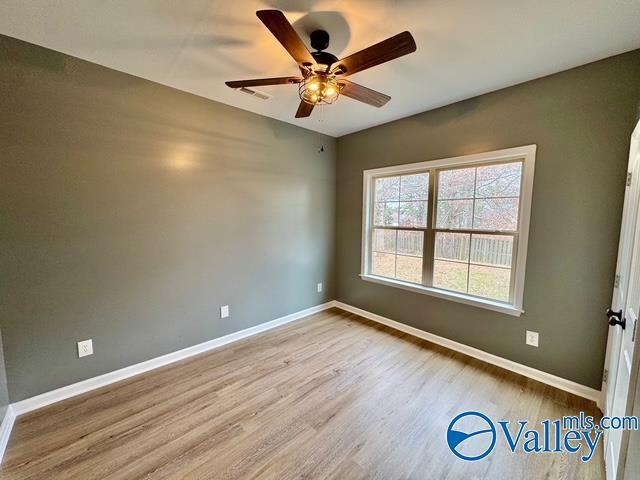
[0, 308, 604, 479]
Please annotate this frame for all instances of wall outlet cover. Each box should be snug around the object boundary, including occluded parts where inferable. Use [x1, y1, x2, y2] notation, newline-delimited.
[317, 282, 323, 293]
[77, 339, 93, 358]
[220, 305, 229, 319]
[526, 330, 539, 347]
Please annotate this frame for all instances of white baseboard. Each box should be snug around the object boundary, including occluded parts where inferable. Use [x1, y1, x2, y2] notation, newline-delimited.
[334, 301, 602, 405]
[11, 301, 335, 417]
[0, 406, 16, 464]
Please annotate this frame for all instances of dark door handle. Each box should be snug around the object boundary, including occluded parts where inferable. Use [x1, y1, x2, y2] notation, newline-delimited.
[606, 308, 626, 329]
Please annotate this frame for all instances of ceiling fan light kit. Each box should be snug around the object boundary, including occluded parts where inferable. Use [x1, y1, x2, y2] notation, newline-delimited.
[225, 10, 417, 118]
[299, 73, 341, 106]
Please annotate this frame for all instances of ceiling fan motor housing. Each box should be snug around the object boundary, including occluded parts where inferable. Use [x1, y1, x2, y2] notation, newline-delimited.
[310, 30, 330, 51]
[309, 30, 339, 68]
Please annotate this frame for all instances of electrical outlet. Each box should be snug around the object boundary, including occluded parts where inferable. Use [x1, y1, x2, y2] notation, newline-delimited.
[317, 282, 323, 293]
[526, 330, 539, 347]
[77, 339, 93, 358]
[220, 305, 229, 319]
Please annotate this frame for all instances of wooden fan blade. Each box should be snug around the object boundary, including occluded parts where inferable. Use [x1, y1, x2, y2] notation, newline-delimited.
[256, 10, 316, 67]
[334, 31, 416, 77]
[295, 101, 314, 118]
[338, 80, 390, 107]
[225, 77, 302, 88]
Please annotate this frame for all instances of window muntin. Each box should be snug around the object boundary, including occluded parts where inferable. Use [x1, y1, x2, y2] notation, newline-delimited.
[363, 147, 534, 313]
[435, 162, 522, 231]
[431, 161, 522, 302]
[371, 172, 428, 284]
[373, 173, 429, 228]
[433, 232, 514, 302]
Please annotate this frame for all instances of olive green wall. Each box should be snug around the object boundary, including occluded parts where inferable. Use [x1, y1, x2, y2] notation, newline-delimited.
[1, 32, 639, 404]
[0, 331, 9, 419]
[335, 50, 640, 389]
[0, 35, 336, 402]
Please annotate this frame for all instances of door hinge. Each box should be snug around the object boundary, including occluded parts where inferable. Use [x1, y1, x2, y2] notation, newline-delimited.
[615, 274, 621, 288]
[603, 369, 609, 383]
[627, 172, 632, 186]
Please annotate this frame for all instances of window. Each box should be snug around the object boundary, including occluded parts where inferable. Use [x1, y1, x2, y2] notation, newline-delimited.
[361, 145, 536, 316]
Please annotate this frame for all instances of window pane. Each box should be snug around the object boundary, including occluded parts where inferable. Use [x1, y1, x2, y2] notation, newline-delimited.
[473, 198, 519, 231]
[436, 161, 523, 232]
[433, 260, 468, 293]
[470, 235, 513, 268]
[475, 162, 522, 198]
[397, 230, 423, 256]
[373, 228, 396, 254]
[436, 199, 473, 229]
[396, 255, 422, 283]
[375, 176, 400, 202]
[435, 232, 470, 262]
[372, 252, 395, 278]
[438, 168, 475, 199]
[468, 265, 511, 302]
[400, 173, 429, 200]
[399, 201, 427, 227]
[374, 202, 399, 226]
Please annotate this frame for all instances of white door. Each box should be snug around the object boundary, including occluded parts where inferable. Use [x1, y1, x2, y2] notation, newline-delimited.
[604, 121, 640, 480]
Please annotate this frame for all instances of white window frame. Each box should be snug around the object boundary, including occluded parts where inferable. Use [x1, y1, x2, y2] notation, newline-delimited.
[360, 145, 536, 317]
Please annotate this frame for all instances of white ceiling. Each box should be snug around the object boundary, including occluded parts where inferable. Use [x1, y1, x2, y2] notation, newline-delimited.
[1, 1, 639, 137]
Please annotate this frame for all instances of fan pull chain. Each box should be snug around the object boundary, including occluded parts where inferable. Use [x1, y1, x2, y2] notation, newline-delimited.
[317, 105, 325, 153]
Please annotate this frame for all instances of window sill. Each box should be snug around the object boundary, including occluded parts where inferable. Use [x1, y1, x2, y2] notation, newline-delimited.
[359, 274, 524, 317]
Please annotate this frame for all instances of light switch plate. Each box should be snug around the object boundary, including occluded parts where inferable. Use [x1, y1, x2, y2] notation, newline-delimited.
[77, 339, 93, 358]
[317, 282, 323, 293]
[220, 305, 229, 319]
[526, 330, 539, 347]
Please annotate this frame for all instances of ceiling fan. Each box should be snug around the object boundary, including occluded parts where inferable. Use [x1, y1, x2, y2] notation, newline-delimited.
[225, 10, 417, 118]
